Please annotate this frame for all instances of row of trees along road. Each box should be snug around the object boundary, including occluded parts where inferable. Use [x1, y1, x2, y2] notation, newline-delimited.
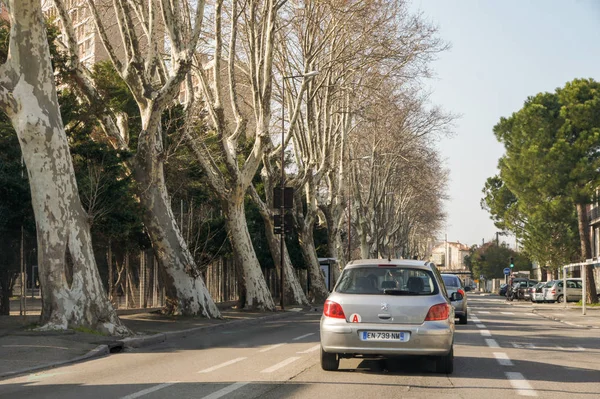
[482, 78, 600, 304]
[0, 0, 452, 334]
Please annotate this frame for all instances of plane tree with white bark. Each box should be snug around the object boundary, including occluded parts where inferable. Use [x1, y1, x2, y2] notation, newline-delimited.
[51, 0, 221, 316]
[0, 0, 128, 334]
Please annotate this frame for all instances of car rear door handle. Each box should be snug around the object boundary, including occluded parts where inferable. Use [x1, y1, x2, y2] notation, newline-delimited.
[378, 314, 391, 320]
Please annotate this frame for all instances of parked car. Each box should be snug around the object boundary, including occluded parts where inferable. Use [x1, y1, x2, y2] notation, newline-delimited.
[320, 259, 458, 374]
[530, 282, 549, 303]
[543, 279, 583, 303]
[441, 274, 468, 325]
[513, 279, 538, 300]
[498, 283, 508, 296]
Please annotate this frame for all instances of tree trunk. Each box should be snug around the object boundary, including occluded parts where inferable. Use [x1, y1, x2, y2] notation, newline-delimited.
[133, 120, 221, 316]
[0, 271, 10, 316]
[322, 206, 344, 283]
[249, 181, 309, 306]
[298, 223, 330, 303]
[223, 193, 275, 310]
[264, 218, 309, 306]
[0, 1, 127, 334]
[576, 203, 598, 304]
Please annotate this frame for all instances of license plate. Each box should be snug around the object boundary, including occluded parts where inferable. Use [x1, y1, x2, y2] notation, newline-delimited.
[360, 331, 410, 342]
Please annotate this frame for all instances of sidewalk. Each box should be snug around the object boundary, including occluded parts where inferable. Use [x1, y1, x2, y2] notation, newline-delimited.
[0, 299, 315, 379]
[485, 292, 600, 329]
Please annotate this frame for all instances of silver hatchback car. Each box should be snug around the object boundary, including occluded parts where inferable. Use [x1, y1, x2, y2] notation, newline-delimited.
[320, 259, 459, 374]
[441, 274, 468, 324]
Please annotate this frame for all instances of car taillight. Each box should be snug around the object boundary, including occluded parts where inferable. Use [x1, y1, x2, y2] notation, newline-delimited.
[323, 300, 346, 319]
[551, 289, 556, 294]
[425, 303, 450, 321]
[458, 289, 465, 297]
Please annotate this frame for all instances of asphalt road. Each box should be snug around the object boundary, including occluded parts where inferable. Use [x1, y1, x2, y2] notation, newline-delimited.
[0, 296, 598, 399]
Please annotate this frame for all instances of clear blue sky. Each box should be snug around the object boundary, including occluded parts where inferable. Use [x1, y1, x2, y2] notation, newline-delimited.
[412, 0, 600, 247]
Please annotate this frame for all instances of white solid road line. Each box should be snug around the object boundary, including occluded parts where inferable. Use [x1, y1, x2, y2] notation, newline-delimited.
[493, 352, 514, 366]
[505, 372, 538, 396]
[485, 339, 500, 348]
[297, 344, 320, 354]
[198, 357, 247, 373]
[260, 357, 300, 373]
[201, 382, 249, 399]
[120, 382, 177, 399]
[292, 333, 315, 341]
[480, 329, 492, 337]
[259, 343, 285, 352]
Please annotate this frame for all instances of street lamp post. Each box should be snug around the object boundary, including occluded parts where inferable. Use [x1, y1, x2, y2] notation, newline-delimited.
[280, 70, 318, 310]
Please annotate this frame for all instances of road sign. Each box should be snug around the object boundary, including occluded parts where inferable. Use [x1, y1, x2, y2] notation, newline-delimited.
[503, 267, 511, 275]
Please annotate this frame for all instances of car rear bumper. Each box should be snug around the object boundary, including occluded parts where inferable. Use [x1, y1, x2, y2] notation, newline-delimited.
[320, 318, 454, 356]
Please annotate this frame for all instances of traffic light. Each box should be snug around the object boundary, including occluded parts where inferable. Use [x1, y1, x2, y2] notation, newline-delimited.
[510, 256, 514, 268]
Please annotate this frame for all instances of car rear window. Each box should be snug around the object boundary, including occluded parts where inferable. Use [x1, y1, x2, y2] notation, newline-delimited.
[334, 266, 438, 295]
[442, 275, 460, 287]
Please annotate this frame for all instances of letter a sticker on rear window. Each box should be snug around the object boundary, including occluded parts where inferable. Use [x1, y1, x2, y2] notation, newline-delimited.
[350, 313, 361, 323]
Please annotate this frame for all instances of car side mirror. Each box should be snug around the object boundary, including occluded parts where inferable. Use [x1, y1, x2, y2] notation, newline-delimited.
[450, 292, 463, 301]
[464, 286, 471, 292]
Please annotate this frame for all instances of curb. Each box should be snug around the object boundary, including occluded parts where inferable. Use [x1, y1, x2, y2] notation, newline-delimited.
[120, 309, 304, 349]
[531, 309, 600, 329]
[0, 344, 109, 379]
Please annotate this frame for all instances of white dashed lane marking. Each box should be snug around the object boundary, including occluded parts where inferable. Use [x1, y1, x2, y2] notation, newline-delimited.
[200, 382, 249, 399]
[297, 344, 320, 354]
[493, 352, 514, 366]
[480, 329, 492, 337]
[259, 343, 285, 352]
[292, 333, 315, 341]
[260, 357, 300, 373]
[198, 357, 247, 373]
[120, 382, 177, 399]
[505, 372, 538, 396]
[485, 339, 500, 348]
[477, 311, 491, 314]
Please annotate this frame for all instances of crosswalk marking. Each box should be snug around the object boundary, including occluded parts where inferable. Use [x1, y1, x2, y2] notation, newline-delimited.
[501, 312, 514, 315]
[485, 339, 500, 348]
[478, 311, 491, 314]
[480, 329, 492, 337]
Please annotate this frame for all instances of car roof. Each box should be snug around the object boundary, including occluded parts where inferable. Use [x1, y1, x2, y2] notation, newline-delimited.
[344, 258, 433, 270]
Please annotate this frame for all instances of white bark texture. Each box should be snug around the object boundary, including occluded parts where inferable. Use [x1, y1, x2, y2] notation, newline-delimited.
[184, 0, 282, 310]
[52, 0, 221, 317]
[0, 0, 127, 334]
[224, 189, 275, 309]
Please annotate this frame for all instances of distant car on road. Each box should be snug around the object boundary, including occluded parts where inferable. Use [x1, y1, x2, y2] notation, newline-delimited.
[441, 274, 468, 325]
[320, 259, 459, 374]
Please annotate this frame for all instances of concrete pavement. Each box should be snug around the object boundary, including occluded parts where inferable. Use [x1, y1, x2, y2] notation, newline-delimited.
[0, 298, 313, 379]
